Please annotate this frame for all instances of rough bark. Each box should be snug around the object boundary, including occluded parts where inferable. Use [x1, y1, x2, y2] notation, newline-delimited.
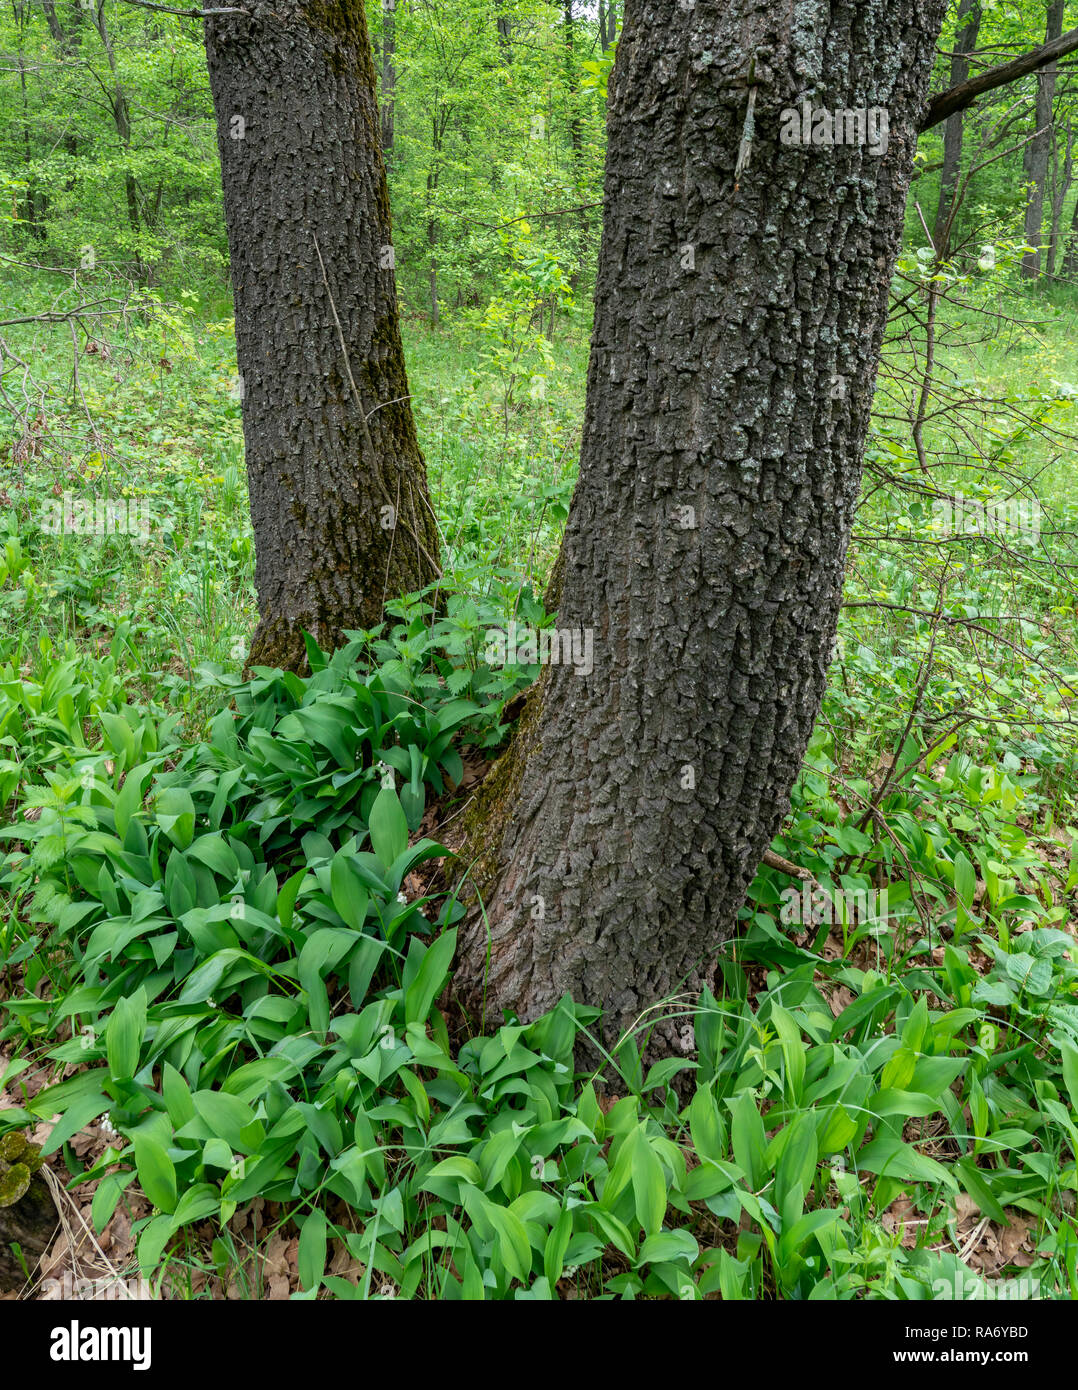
[41, 0, 67, 47]
[932, 0, 980, 256]
[204, 0, 440, 672]
[457, 0, 948, 1052]
[1022, 0, 1064, 280]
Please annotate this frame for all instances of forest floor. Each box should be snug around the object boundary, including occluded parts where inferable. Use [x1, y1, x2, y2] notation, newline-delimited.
[1, 264, 1078, 1300]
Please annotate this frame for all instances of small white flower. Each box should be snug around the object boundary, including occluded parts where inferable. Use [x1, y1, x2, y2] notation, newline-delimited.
[100, 1113, 117, 1137]
[396, 891, 408, 905]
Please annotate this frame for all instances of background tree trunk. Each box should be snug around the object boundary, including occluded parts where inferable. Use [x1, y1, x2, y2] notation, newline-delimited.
[932, 0, 980, 256]
[1047, 117, 1075, 276]
[204, 0, 440, 672]
[600, 0, 619, 51]
[1061, 174, 1078, 276]
[89, 0, 143, 269]
[1021, 0, 1064, 280]
[381, 0, 397, 165]
[562, 0, 585, 290]
[457, 0, 948, 1052]
[495, 0, 512, 64]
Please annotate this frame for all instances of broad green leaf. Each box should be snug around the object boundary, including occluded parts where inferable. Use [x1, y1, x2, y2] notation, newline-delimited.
[113, 763, 149, 839]
[134, 1133, 177, 1214]
[106, 989, 146, 1082]
[404, 928, 457, 1026]
[635, 1230, 698, 1267]
[630, 1132, 668, 1236]
[423, 1156, 482, 1186]
[186, 834, 241, 881]
[368, 786, 409, 869]
[156, 786, 196, 850]
[330, 855, 370, 931]
[544, 1207, 572, 1286]
[193, 1090, 259, 1151]
[276, 867, 306, 933]
[769, 1004, 806, 1103]
[774, 1111, 818, 1214]
[688, 1085, 725, 1161]
[1062, 1041, 1078, 1114]
[298, 927, 355, 1038]
[484, 1199, 532, 1283]
[729, 1092, 767, 1191]
[298, 1208, 328, 1292]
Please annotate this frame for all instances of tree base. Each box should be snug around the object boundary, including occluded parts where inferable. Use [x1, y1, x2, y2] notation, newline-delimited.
[0, 1175, 59, 1293]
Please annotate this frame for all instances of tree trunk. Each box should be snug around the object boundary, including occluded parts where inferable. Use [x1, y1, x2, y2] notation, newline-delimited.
[89, 0, 143, 269]
[495, 1, 512, 64]
[426, 111, 445, 327]
[1047, 118, 1075, 276]
[381, 0, 396, 164]
[15, 19, 45, 243]
[0, 1183, 57, 1292]
[932, 0, 980, 256]
[562, 0, 585, 290]
[601, 0, 619, 50]
[204, 0, 441, 672]
[0, 1136, 58, 1294]
[41, 1, 82, 180]
[457, 0, 948, 1052]
[1061, 180, 1078, 277]
[1022, 0, 1064, 279]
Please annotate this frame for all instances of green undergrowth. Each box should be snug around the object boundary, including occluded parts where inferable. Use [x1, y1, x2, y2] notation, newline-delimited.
[0, 599, 1077, 1300]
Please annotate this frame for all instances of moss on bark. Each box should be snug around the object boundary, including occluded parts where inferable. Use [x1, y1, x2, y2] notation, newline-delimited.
[453, 670, 548, 1008]
[0, 1133, 57, 1293]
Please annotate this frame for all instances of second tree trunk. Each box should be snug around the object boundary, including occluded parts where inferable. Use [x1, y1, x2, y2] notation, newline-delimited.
[205, 0, 440, 671]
